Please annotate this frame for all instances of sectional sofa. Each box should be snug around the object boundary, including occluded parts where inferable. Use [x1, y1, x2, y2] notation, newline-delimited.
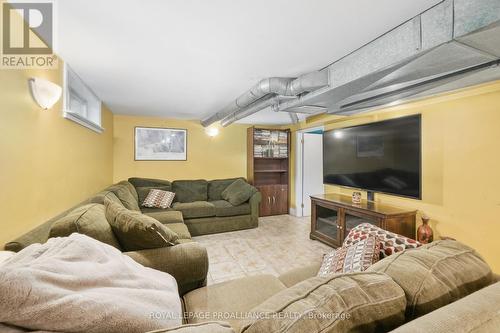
[4, 177, 261, 295]
[5, 178, 499, 333]
[128, 177, 261, 236]
[171, 240, 499, 333]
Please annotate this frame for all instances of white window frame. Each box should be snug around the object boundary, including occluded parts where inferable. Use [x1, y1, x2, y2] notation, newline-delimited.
[63, 63, 104, 133]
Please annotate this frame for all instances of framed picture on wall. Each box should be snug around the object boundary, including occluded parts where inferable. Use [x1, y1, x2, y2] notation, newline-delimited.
[135, 127, 187, 161]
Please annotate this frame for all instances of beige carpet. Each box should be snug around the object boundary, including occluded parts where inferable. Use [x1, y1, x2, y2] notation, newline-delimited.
[193, 215, 332, 285]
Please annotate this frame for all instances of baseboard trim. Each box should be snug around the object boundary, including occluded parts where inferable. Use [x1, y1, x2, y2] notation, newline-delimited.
[289, 208, 300, 217]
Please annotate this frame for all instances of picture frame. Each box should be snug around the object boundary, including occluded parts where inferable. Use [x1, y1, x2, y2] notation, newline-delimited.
[134, 127, 187, 161]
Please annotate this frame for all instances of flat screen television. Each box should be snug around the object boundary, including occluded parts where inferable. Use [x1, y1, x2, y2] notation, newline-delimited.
[323, 114, 421, 199]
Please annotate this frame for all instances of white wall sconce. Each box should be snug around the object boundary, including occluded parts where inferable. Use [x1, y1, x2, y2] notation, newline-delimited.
[205, 127, 220, 137]
[29, 77, 62, 110]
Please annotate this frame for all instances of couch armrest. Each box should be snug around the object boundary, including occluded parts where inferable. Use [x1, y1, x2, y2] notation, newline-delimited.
[278, 261, 322, 288]
[249, 191, 261, 221]
[124, 242, 208, 295]
[147, 322, 235, 333]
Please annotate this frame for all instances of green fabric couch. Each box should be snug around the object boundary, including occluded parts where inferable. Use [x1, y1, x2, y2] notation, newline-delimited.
[161, 240, 499, 333]
[4, 177, 260, 295]
[128, 177, 261, 236]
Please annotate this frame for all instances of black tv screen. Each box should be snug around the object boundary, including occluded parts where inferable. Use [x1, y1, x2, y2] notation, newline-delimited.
[323, 114, 421, 199]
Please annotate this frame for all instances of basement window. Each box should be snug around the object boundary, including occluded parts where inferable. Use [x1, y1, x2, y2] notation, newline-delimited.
[63, 63, 104, 133]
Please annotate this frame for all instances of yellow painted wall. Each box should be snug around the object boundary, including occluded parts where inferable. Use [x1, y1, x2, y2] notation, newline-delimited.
[288, 81, 500, 272]
[0, 64, 114, 246]
[2, 50, 500, 275]
[113, 115, 249, 182]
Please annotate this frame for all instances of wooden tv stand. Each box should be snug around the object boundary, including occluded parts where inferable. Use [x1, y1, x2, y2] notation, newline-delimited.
[310, 193, 417, 248]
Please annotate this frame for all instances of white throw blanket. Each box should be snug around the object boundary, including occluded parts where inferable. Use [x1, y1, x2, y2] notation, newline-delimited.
[0, 234, 182, 333]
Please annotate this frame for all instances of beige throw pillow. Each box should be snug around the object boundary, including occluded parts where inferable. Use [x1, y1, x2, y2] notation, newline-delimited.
[143, 189, 175, 209]
[104, 200, 179, 251]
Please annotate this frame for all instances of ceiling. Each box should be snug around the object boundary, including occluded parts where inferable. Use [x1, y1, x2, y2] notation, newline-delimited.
[57, 0, 441, 125]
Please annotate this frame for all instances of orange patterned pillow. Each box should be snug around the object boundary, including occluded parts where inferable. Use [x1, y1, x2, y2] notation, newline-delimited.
[142, 189, 175, 209]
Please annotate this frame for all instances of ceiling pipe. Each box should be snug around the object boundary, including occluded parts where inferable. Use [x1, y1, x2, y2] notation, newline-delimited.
[220, 95, 281, 127]
[288, 112, 299, 124]
[201, 78, 294, 127]
[202, 70, 328, 127]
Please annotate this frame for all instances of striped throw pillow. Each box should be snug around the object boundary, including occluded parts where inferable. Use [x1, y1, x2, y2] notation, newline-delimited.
[142, 189, 175, 209]
[318, 236, 380, 276]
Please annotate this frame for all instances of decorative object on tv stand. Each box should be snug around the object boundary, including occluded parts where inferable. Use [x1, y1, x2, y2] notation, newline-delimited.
[29, 78, 62, 110]
[352, 192, 362, 204]
[417, 214, 434, 244]
[135, 127, 187, 161]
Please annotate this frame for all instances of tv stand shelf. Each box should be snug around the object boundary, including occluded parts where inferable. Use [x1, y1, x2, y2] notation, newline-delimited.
[310, 193, 417, 248]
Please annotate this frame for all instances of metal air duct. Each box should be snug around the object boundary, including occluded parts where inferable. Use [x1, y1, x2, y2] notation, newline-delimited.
[205, 0, 500, 126]
[202, 70, 328, 127]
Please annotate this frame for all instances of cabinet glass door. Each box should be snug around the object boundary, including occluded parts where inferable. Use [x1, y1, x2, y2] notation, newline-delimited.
[344, 212, 380, 237]
[315, 205, 341, 246]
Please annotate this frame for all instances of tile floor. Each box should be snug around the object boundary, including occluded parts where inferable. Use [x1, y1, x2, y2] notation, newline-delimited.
[193, 214, 332, 285]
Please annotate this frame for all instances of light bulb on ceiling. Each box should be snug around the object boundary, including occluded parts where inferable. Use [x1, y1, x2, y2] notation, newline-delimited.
[205, 127, 219, 137]
[29, 77, 62, 110]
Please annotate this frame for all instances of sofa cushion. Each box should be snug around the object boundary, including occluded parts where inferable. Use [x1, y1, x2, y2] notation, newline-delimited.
[49, 203, 121, 249]
[144, 210, 184, 224]
[166, 223, 192, 240]
[183, 275, 287, 331]
[137, 186, 171, 205]
[89, 191, 123, 206]
[172, 180, 208, 203]
[184, 215, 254, 236]
[278, 261, 322, 288]
[172, 201, 215, 219]
[318, 236, 380, 276]
[107, 182, 141, 211]
[221, 179, 256, 206]
[128, 177, 172, 189]
[208, 178, 245, 201]
[105, 200, 179, 251]
[240, 272, 406, 333]
[146, 322, 235, 333]
[211, 200, 251, 217]
[120, 180, 139, 201]
[390, 282, 500, 333]
[367, 240, 493, 320]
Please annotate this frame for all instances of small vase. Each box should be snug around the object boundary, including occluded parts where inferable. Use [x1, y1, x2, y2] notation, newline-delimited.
[417, 215, 434, 244]
[352, 192, 362, 204]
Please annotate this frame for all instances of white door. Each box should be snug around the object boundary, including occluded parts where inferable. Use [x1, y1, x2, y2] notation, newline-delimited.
[302, 133, 324, 216]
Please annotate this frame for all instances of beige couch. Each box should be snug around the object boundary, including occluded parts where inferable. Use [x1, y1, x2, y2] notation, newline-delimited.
[154, 240, 499, 333]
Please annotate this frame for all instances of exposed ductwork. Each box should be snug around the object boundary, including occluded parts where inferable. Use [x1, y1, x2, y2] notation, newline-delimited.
[220, 95, 281, 127]
[288, 112, 300, 124]
[201, 71, 328, 127]
[203, 0, 500, 127]
[277, 0, 500, 115]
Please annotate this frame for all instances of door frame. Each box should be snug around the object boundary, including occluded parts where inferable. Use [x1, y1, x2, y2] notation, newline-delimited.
[293, 126, 324, 217]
